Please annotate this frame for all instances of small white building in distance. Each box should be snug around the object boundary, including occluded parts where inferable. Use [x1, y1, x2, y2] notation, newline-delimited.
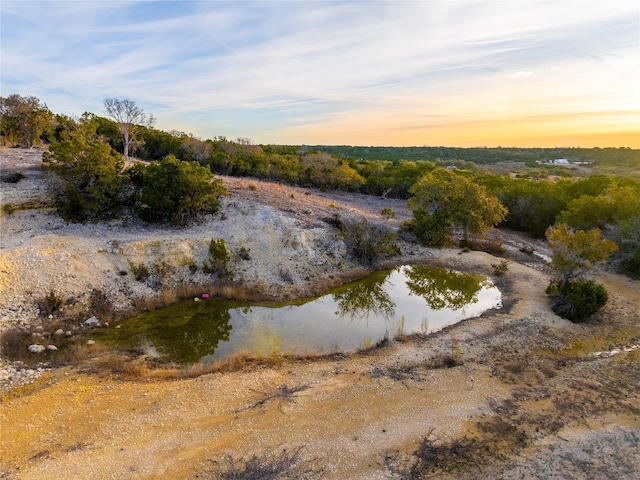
[553, 158, 570, 165]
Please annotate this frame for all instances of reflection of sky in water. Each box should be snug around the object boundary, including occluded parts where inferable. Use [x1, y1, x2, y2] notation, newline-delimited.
[204, 266, 501, 362]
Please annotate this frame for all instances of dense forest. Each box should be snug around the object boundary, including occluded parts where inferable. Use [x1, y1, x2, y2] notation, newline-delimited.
[312, 144, 639, 168]
[2, 94, 639, 285]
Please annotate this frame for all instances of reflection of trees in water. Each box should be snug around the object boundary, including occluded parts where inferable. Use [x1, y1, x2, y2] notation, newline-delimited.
[148, 308, 231, 363]
[404, 266, 486, 310]
[332, 270, 395, 322]
[138, 304, 232, 363]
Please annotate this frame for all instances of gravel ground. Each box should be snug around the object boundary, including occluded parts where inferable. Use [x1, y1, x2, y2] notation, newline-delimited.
[1, 148, 639, 479]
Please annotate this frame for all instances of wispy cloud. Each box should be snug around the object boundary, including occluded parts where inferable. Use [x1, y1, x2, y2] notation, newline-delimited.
[2, 0, 638, 146]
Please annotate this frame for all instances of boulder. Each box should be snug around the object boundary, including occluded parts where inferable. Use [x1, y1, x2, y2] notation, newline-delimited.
[46, 345, 58, 351]
[83, 316, 100, 327]
[28, 344, 45, 353]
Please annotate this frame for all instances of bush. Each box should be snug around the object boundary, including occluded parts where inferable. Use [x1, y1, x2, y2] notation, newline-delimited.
[38, 290, 64, 315]
[621, 250, 640, 277]
[237, 246, 251, 261]
[130, 262, 150, 282]
[136, 155, 226, 225]
[404, 210, 452, 248]
[491, 260, 510, 276]
[339, 218, 400, 266]
[380, 207, 396, 219]
[43, 131, 126, 222]
[203, 238, 230, 276]
[546, 279, 609, 323]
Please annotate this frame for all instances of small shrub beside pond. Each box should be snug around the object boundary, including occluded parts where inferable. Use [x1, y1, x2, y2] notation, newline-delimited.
[491, 260, 510, 276]
[339, 218, 401, 266]
[129, 262, 150, 282]
[546, 279, 608, 323]
[203, 238, 230, 277]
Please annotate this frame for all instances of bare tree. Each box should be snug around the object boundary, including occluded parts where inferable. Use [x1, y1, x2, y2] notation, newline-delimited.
[179, 134, 212, 164]
[103, 98, 154, 162]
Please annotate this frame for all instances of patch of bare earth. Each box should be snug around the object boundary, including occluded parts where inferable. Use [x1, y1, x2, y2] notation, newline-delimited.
[1, 148, 639, 479]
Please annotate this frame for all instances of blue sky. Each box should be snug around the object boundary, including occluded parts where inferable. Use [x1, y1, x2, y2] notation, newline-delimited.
[2, 0, 639, 147]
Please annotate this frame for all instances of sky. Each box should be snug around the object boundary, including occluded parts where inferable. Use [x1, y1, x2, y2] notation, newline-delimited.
[2, 0, 639, 148]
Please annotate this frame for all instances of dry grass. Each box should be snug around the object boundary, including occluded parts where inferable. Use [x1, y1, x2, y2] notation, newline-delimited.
[85, 344, 352, 381]
[127, 281, 271, 314]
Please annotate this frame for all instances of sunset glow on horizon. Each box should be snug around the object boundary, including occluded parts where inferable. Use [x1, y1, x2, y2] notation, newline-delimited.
[2, 1, 638, 148]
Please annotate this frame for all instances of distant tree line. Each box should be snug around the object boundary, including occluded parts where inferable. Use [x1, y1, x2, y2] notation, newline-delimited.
[313, 144, 640, 169]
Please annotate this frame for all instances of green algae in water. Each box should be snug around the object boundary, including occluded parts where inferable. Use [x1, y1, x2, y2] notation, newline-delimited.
[94, 265, 501, 364]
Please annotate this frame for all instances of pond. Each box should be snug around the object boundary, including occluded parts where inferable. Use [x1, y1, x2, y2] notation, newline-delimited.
[93, 265, 501, 364]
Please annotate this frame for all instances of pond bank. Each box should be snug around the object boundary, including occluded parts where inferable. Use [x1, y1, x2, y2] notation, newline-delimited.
[2, 255, 638, 479]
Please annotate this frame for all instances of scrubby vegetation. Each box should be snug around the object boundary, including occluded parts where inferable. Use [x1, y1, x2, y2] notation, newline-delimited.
[546, 279, 609, 323]
[39, 113, 226, 225]
[135, 155, 225, 224]
[3, 92, 639, 281]
[545, 224, 618, 322]
[204, 238, 231, 277]
[2, 93, 640, 480]
[337, 217, 400, 266]
[42, 116, 127, 222]
[491, 260, 510, 276]
[1, 172, 27, 183]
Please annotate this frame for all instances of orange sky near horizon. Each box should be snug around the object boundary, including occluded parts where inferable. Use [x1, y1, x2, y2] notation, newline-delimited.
[272, 109, 640, 148]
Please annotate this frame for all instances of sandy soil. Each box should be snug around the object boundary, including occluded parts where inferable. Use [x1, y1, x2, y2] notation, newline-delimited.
[1, 148, 639, 479]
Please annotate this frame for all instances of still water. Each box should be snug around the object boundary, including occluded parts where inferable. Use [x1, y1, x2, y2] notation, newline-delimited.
[94, 265, 501, 364]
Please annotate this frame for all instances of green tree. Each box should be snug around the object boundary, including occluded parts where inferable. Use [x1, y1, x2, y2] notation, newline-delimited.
[332, 269, 395, 321]
[496, 179, 568, 237]
[0, 94, 53, 147]
[137, 126, 185, 161]
[136, 155, 226, 224]
[266, 153, 303, 183]
[613, 218, 640, 277]
[545, 224, 618, 322]
[558, 182, 640, 231]
[300, 152, 365, 190]
[42, 119, 126, 222]
[406, 168, 507, 247]
[546, 224, 618, 283]
[558, 180, 640, 277]
[47, 113, 79, 143]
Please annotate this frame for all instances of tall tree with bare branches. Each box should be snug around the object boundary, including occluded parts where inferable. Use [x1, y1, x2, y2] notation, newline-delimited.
[103, 97, 154, 162]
